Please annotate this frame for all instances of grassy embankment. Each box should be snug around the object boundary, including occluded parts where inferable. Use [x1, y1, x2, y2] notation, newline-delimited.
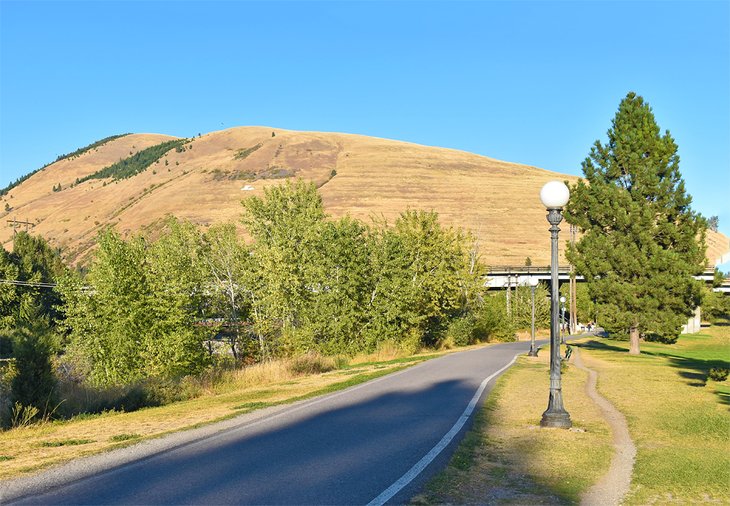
[0, 348, 446, 481]
[416, 322, 730, 504]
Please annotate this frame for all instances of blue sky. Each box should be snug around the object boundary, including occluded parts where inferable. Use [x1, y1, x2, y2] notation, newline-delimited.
[1, 1, 729, 252]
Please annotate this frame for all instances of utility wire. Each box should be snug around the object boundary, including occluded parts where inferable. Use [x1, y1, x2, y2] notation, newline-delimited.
[0, 279, 57, 288]
[0, 279, 93, 292]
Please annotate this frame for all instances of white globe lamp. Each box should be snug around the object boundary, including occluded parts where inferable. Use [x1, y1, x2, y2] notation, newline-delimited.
[540, 181, 570, 209]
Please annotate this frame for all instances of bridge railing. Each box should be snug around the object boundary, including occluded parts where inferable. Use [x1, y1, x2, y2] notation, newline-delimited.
[486, 265, 571, 275]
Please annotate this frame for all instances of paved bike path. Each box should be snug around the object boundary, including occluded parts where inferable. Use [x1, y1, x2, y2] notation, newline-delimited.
[3, 340, 538, 505]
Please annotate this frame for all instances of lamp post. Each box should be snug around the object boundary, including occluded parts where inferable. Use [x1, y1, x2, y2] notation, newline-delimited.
[528, 276, 539, 357]
[539, 181, 572, 429]
[560, 296, 567, 344]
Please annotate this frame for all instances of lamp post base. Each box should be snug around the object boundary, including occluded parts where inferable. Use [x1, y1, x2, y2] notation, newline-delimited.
[527, 348, 538, 357]
[540, 408, 572, 428]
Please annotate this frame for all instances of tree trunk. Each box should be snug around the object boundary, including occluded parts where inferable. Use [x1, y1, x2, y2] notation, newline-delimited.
[629, 325, 640, 355]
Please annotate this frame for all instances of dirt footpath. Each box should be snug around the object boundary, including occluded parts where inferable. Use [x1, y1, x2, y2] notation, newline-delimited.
[572, 349, 636, 505]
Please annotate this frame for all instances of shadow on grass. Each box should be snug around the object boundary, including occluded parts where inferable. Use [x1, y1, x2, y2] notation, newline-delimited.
[418, 404, 573, 505]
[573, 336, 730, 406]
[717, 391, 730, 407]
[572, 339, 627, 354]
[711, 321, 730, 327]
[661, 355, 730, 398]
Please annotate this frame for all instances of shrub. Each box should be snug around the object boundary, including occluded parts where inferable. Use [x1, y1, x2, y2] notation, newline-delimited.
[474, 294, 517, 342]
[708, 368, 729, 382]
[703, 290, 730, 323]
[10, 402, 39, 428]
[287, 353, 339, 376]
[444, 315, 478, 347]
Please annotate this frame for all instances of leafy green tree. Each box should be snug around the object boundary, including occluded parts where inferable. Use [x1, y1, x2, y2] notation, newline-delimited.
[145, 218, 211, 377]
[559, 282, 596, 326]
[12, 232, 66, 322]
[60, 223, 212, 386]
[295, 217, 373, 354]
[365, 210, 478, 350]
[702, 288, 730, 323]
[0, 234, 65, 424]
[474, 292, 517, 342]
[511, 283, 550, 330]
[565, 92, 706, 353]
[0, 232, 65, 330]
[0, 249, 20, 329]
[242, 180, 325, 342]
[702, 269, 730, 322]
[59, 230, 151, 385]
[202, 223, 256, 360]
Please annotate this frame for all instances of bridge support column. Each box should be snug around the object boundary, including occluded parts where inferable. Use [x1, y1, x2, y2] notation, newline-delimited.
[681, 306, 702, 334]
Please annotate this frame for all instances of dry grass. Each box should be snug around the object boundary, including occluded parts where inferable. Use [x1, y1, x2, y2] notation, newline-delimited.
[0, 127, 570, 266]
[0, 349, 441, 481]
[2, 127, 727, 266]
[416, 346, 613, 504]
[3, 126, 727, 266]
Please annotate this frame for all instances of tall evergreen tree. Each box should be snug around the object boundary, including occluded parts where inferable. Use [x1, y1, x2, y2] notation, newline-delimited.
[565, 92, 706, 354]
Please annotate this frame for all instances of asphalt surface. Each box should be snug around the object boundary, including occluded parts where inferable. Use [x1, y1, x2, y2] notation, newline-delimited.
[2, 339, 545, 505]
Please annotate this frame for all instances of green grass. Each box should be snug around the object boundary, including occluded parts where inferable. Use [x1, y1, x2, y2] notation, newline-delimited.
[575, 323, 730, 504]
[232, 401, 271, 412]
[109, 433, 141, 442]
[39, 439, 95, 447]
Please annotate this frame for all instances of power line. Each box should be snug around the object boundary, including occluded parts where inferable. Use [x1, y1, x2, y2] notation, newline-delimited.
[0, 279, 92, 292]
[0, 279, 57, 288]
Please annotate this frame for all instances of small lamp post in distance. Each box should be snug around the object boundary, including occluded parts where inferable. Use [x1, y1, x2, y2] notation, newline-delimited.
[539, 181, 572, 429]
[560, 295, 567, 344]
[528, 276, 540, 357]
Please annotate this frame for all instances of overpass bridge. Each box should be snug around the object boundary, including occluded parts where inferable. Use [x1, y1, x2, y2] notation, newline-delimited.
[485, 266, 724, 335]
[484, 266, 720, 290]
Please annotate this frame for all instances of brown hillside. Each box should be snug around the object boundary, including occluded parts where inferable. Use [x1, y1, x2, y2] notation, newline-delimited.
[1, 127, 727, 268]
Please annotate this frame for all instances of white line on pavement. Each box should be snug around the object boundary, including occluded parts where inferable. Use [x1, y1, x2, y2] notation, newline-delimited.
[367, 353, 521, 506]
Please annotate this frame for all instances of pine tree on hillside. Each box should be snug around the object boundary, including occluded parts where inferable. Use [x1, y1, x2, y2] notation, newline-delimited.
[565, 92, 706, 354]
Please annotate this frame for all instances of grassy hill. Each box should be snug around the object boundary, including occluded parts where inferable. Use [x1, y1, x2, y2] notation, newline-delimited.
[1, 126, 727, 267]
